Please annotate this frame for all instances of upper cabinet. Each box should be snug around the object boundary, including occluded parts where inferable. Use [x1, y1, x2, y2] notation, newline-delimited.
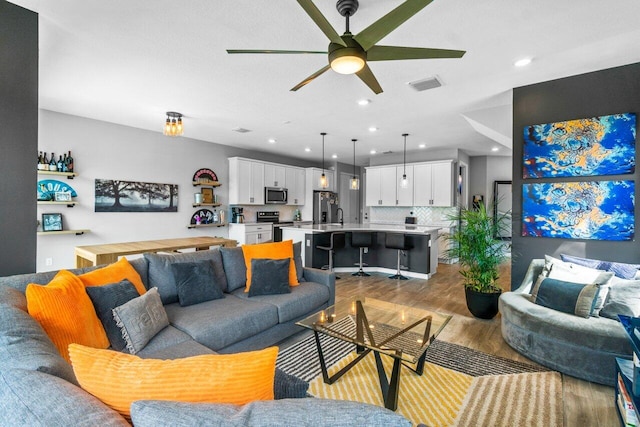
[366, 160, 454, 208]
[264, 164, 286, 188]
[228, 157, 265, 205]
[413, 161, 454, 207]
[285, 167, 305, 205]
[307, 168, 335, 192]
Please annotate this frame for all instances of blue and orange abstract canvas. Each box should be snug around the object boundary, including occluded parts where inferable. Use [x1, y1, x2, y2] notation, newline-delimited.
[522, 180, 634, 240]
[523, 113, 636, 178]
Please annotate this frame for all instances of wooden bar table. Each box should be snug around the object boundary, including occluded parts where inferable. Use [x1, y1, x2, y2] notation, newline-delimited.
[75, 236, 237, 268]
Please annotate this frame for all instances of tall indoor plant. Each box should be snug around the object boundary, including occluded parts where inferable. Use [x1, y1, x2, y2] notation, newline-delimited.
[446, 202, 510, 319]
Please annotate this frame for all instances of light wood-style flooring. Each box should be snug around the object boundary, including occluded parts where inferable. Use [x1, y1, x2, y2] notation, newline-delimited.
[287, 263, 618, 426]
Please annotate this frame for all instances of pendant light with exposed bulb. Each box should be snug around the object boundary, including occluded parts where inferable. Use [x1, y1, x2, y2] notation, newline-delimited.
[400, 133, 409, 189]
[350, 138, 359, 190]
[319, 132, 329, 189]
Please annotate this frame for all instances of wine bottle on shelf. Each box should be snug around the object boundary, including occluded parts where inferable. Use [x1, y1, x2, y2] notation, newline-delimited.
[49, 152, 57, 171]
[62, 153, 68, 172]
[42, 151, 49, 165]
[37, 152, 43, 170]
[65, 151, 74, 173]
[57, 155, 64, 172]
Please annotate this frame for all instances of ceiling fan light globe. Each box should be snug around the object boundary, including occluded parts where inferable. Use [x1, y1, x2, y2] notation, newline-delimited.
[331, 55, 365, 74]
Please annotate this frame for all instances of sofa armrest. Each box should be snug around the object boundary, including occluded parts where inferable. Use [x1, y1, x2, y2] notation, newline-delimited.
[302, 267, 335, 305]
[513, 259, 545, 294]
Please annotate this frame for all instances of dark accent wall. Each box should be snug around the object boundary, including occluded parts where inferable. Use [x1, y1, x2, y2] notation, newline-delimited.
[511, 62, 640, 289]
[0, 1, 38, 275]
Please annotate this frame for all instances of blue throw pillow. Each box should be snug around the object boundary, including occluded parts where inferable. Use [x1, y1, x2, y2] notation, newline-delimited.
[600, 279, 640, 321]
[85, 279, 140, 351]
[561, 253, 640, 280]
[531, 277, 601, 318]
[248, 258, 291, 297]
[220, 247, 247, 292]
[171, 260, 224, 307]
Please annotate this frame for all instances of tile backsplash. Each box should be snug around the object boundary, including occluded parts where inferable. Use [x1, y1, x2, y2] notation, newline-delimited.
[368, 206, 457, 226]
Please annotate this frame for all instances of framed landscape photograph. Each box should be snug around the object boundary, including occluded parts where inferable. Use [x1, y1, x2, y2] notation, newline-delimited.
[42, 213, 63, 232]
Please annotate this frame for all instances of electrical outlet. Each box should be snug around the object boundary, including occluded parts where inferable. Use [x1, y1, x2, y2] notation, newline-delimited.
[45, 258, 53, 266]
[306, 239, 310, 247]
[364, 248, 368, 253]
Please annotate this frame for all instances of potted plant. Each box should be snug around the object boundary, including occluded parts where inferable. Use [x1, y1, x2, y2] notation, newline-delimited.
[446, 202, 510, 319]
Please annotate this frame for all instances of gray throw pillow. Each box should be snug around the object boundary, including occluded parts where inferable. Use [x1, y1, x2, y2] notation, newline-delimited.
[220, 247, 247, 292]
[85, 279, 140, 351]
[144, 248, 228, 304]
[112, 287, 169, 354]
[600, 279, 640, 320]
[293, 241, 305, 283]
[130, 398, 412, 427]
[248, 258, 291, 297]
[0, 369, 129, 427]
[171, 260, 224, 307]
[531, 276, 602, 318]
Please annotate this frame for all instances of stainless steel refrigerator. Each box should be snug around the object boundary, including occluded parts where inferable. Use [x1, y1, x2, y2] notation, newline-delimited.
[313, 191, 339, 224]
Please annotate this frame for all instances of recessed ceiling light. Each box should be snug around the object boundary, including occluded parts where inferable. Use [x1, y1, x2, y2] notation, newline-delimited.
[304, 147, 311, 152]
[268, 138, 276, 144]
[514, 57, 532, 67]
[491, 147, 499, 152]
[331, 154, 338, 159]
[368, 127, 378, 132]
[357, 99, 371, 106]
[370, 149, 377, 154]
[419, 143, 426, 148]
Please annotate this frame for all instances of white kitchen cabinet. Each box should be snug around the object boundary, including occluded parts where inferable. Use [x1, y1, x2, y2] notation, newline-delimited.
[228, 157, 265, 205]
[228, 223, 273, 245]
[285, 166, 305, 205]
[413, 161, 453, 207]
[307, 168, 335, 192]
[264, 164, 286, 188]
[365, 166, 397, 206]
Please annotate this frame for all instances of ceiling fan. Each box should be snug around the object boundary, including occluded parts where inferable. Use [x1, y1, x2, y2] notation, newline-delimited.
[227, 0, 465, 94]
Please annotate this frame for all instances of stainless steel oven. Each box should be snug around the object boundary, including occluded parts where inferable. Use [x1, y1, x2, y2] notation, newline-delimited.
[257, 211, 293, 242]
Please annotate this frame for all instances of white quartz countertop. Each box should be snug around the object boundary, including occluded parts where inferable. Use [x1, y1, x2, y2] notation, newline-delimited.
[280, 222, 441, 235]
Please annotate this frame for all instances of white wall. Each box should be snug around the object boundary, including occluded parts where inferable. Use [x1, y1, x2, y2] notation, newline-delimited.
[468, 156, 512, 208]
[36, 110, 314, 272]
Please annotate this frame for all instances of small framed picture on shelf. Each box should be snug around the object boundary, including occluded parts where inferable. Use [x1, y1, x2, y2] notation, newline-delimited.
[42, 213, 63, 232]
[54, 191, 72, 202]
[201, 187, 214, 204]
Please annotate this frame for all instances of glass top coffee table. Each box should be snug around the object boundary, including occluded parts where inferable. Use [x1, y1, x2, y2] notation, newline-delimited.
[297, 297, 452, 411]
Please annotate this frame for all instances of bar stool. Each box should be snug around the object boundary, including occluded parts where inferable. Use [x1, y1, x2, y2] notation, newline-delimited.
[351, 232, 372, 277]
[385, 233, 413, 280]
[316, 232, 346, 279]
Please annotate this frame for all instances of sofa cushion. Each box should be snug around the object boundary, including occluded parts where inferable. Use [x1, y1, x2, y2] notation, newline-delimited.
[249, 258, 291, 297]
[531, 277, 602, 318]
[138, 337, 216, 360]
[86, 279, 140, 351]
[164, 295, 278, 350]
[561, 253, 640, 280]
[172, 260, 224, 306]
[130, 398, 411, 427]
[220, 246, 247, 292]
[113, 287, 169, 355]
[26, 270, 110, 362]
[68, 344, 278, 418]
[600, 278, 640, 320]
[78, 257, 147, 295]
[0, 303, 78, 385]
[0, 369, 129, 427]
[242, 240, 299, 292]
[233, 281, 330, 323]
[0, 285, 28, 311]
[144, 248, 228, 304]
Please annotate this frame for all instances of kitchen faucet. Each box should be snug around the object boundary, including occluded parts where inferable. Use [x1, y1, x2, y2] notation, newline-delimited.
[336, 207, 344, 226]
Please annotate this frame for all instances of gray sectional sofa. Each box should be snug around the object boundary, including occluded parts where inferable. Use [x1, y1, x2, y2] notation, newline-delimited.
[0, 246, 411, 426]
[499, 259, 632, 386]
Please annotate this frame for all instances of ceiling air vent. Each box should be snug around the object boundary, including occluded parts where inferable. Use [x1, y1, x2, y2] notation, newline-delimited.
[408, 76, 442, 92]
[382, 150, 394, 155]
[232, 127, 252, 133]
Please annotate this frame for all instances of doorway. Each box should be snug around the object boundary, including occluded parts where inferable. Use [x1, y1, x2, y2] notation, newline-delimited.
[339, 172, 360, 223]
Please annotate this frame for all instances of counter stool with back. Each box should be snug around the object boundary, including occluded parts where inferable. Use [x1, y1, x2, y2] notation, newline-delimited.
[350, 232, 372, 277]
[384, 233, 413, 280]
[316, 232, 346, 279]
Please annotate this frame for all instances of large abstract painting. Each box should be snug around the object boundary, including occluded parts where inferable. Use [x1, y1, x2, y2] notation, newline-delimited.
[95, 179, 178, 212]
[522, 180, 634, 240]
[523, 113, 636, 178]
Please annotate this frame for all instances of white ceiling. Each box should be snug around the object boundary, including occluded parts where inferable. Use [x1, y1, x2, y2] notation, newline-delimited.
[9, 0, 640, 165]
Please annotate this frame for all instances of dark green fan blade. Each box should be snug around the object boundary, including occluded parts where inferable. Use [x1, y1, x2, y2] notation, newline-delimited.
[367, 45, 466, 61]
[296, 0, 346, 47]
[356, 64, 383, 94]
[227, 49, 327, 54]
[354, 0, 434, 51]
[290, 65, 331, 91]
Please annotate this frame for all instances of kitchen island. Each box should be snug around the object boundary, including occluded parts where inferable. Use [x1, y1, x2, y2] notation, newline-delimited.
[281, 223, 440, 279]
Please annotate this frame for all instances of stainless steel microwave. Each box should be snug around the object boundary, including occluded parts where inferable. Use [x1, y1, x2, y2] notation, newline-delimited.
[265, 187, 288, 204]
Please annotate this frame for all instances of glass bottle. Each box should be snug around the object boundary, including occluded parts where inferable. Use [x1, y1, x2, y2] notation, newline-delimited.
[65, 151, 74, 173]
[49, 152, 57, 171]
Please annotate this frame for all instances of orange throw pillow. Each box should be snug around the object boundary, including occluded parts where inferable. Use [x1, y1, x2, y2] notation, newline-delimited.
[26, 270, 109, 363]
[242, 240, 298, 291]
[78, 257, 146, 295]
[69, 344, 278, 418]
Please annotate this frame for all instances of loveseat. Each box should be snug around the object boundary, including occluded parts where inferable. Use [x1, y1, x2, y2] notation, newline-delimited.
[0, 244, 411, 426]
[499, 258, 633, 386]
